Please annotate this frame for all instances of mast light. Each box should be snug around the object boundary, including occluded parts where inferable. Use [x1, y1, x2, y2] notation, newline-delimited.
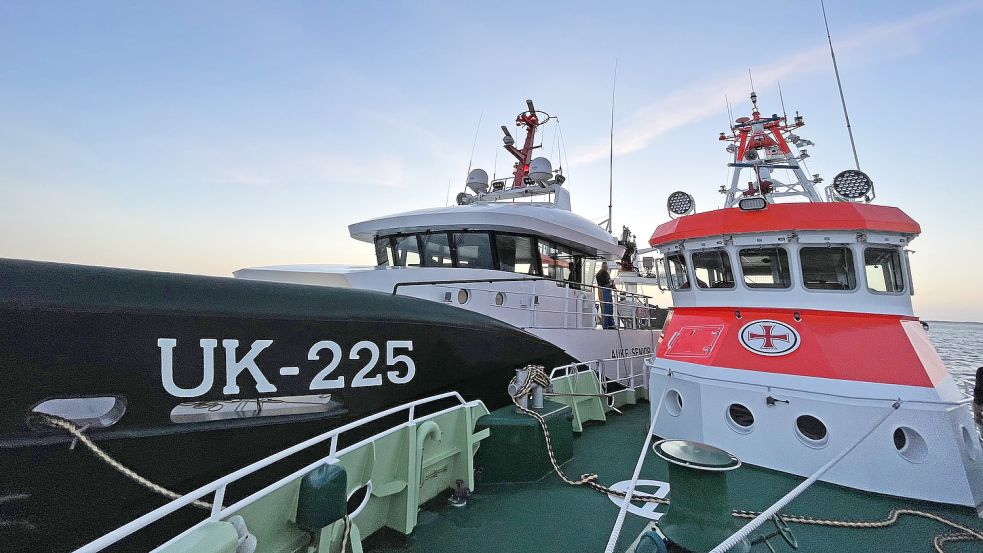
[667, 191, 695, 217]
[832, 169, 873, 199]
[738, 196, 767, 211]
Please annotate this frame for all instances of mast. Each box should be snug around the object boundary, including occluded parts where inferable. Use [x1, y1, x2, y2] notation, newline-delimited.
[607, 60, 617, 233]
[821, 0, 861, 171]
[503, 99, 542, 187]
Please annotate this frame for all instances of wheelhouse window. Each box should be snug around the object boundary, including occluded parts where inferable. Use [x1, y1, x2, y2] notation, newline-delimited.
[420, 233, 453, 267]
[375, 237, 394, 267]
[864, 247, 905, 293]
[539, 240, 572, 281]
[739, 247, 791, 289]
[800, 247, 856, 290]
[393, 235, 421, 267]
[665, 254, 691, 290]
[453, 232, 494, 270]
[692, 250, 735, 289]
[496, 234, 540, 275]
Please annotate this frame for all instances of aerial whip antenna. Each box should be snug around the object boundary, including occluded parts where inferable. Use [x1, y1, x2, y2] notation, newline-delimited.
[821, 0, 861, 170]
[725, 94, 734, 128]
[777, 81, 789, 121]
[465, 111, 484, 185]
[607, 59, 617, 233]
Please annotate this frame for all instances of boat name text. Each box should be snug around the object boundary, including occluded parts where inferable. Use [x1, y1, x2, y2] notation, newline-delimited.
[611, 346, 653, 358]
[159, 339, 416, 398]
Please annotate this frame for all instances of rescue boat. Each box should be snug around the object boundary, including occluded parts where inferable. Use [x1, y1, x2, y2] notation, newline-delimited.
[644, 93, 983, 511]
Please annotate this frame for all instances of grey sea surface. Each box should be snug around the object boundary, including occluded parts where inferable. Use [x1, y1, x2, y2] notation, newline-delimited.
[927, 321, 983, 396]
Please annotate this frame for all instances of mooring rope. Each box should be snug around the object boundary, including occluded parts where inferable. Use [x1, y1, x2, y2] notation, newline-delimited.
[35, 414, 212, 510]
[341, 514, 351, 552]
[512, 368, 983, 553]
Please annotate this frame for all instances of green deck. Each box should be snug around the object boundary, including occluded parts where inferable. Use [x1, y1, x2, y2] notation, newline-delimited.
[366, 402, 983, 553]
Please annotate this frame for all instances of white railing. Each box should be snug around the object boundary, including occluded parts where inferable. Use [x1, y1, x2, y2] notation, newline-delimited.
[396, 277, 661, 331]
[76, 392, 480, 553]
[550, 352, 652, 399]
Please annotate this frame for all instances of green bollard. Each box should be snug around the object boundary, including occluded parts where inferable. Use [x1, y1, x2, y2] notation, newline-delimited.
[652, 440, 749, 553]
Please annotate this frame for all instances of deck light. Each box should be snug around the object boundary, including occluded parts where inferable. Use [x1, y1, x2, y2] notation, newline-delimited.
[667, 191, 695, 216]
[738, 196, 767, 211]
[832, 169, 873, 199]
[456, 192, 473, 205]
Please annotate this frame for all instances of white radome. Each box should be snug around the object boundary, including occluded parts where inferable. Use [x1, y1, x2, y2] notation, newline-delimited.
[528, 157, 552, 182]
[466, 168, 489, 194]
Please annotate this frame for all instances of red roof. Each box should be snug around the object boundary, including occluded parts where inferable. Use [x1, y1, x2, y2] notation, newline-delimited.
[649, 202, 920, 247]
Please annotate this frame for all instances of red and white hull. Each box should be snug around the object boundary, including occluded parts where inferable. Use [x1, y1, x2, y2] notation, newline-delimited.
[648, 307, 983, 510]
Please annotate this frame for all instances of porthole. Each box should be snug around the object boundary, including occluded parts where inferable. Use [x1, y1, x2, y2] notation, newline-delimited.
[893, 426, 928, 463]
[665, 390, 683, 416]
[346, 481, 373, 518]
[495, 292, 506, 306]
[727, 403, 755, 433]
[457, 289, 470, 304]
[893, 427, 906, 450]
[794, 415, 828, 448]
[31, 396, 126, 429]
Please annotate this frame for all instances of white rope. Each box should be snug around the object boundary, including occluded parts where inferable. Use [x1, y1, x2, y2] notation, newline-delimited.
[601, 371, 671, 553]
[708, 400, 901, 553]
[37, 415, 212, 509]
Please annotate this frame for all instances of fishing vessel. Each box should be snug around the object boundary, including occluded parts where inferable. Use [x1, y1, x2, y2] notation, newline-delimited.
[0, 259, 574, 551]
[235, 100, 667, 401]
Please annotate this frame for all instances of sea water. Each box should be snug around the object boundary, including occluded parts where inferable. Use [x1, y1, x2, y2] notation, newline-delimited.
[928, 321, 983, 396]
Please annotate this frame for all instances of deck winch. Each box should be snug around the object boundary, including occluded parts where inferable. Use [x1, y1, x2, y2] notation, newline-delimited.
[652, 440, 749, 553]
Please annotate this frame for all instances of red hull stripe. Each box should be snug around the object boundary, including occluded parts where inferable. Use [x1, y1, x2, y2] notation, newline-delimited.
[657, 307, 934, 387]
[649, 203, 920, 247]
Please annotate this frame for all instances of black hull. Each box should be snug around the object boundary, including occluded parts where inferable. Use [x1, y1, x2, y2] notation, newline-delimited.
[0, 259, 573, 551]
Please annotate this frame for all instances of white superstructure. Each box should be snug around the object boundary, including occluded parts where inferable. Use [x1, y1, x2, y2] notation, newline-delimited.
[236, 101, 667, 401]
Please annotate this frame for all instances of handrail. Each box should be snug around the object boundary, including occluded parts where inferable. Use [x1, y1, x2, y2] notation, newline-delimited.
[75, 392, 475, 553]
[392, 276, 543, 295]
[393, 274, 652, 301]
[395, 277, 660, 331]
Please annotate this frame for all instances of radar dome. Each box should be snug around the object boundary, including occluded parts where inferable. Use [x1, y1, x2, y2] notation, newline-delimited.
[466, 168, 489, 194]
[528, 157, 553, 182]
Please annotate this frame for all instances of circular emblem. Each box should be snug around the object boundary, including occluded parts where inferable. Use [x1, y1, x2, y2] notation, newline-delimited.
[738, 320, 800, 356]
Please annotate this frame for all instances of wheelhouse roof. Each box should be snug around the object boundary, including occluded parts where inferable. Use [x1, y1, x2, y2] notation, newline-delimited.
[649, 202, 921, 247]
[349, 202, 624, 258]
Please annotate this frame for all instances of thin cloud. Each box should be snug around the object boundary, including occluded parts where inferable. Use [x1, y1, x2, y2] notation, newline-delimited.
[570, 2, 982, 165]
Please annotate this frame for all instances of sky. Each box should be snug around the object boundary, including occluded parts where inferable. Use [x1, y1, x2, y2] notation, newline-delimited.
[1, 1, 981, 321]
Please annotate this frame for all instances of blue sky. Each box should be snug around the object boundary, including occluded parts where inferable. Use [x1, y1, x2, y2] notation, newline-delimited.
[1, 1, 981, 320]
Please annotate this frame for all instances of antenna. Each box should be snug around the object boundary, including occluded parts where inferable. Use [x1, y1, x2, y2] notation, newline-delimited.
[777, 81, 788, 121]
[465, 111, 484, 185]
[725, 94, 734, 128]
[748, 69, 759, 113]
[821, 0, 861, 170]
[491, 145, 499, 182]
[607, 59, 618, 233]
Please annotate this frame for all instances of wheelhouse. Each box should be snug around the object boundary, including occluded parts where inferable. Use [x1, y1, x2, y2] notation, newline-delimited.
[648, 203, 921, 316]
[372, 230, 594, 283]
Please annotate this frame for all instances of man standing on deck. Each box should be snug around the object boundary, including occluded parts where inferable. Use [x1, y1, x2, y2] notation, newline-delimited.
[595, 262, 615, 329]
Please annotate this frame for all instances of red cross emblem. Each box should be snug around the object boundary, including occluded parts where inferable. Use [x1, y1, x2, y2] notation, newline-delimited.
[739, 320, 800, 356]
[747, 325, 790, 349]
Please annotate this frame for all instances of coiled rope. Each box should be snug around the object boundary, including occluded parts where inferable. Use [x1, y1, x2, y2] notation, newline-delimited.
[509, 367, 983, 553]
[34, 414, 211, 509]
